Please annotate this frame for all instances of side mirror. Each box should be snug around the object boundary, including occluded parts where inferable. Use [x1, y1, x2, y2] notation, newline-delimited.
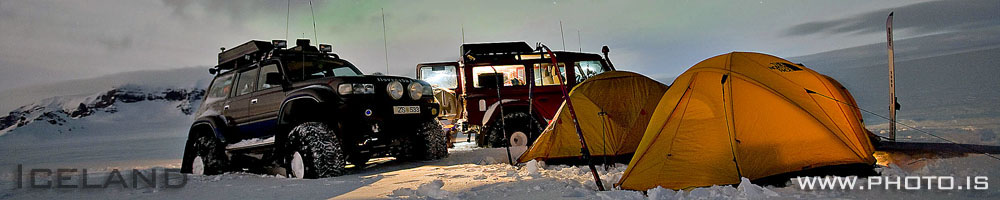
[478, 73, 504, 88]
[601, 45, 617, 71]
[265, 72, 284, 86]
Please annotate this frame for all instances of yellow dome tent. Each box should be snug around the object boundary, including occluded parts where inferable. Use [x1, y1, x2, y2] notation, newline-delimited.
[517, 71, 669, 163]
[616, 52, 876, 190]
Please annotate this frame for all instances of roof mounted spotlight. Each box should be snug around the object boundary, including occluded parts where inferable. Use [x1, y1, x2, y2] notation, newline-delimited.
[296, 38, 310, 47]
[319, 44, 332, 53]
[272, 40, 287, 49]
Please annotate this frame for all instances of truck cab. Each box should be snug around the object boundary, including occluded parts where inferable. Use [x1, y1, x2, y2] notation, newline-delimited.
[417, 42, 613, 147]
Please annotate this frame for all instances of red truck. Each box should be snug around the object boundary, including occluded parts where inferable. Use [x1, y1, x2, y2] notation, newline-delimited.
[416, 42, 614, 147]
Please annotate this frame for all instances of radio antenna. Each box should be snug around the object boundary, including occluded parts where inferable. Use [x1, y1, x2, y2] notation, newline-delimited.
[285, 0, 290, 41]
[559, 21, 566, 50]
[382, 8, 390, 74]
[577, 30, 582, 52]
[309, 0, 318, 44]
[461, 24, 466, 44]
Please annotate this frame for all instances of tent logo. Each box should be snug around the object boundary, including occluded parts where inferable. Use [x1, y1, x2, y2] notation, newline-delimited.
[768, 62, 803, 72]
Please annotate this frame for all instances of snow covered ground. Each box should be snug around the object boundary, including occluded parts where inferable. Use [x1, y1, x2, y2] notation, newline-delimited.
[2, 138, 999, 199]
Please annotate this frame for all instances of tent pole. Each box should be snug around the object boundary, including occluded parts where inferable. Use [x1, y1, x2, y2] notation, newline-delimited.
[539, 44, 606, 191]
[489, 66, 516, 166]
[527, 61, 536, 149]
[599, 111, 609, 170]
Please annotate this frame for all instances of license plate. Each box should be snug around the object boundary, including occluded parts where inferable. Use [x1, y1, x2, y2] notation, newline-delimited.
[393, 106, 421, 114]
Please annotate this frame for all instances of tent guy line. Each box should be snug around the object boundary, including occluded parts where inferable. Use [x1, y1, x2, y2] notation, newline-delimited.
[808, 88, 1000, 161]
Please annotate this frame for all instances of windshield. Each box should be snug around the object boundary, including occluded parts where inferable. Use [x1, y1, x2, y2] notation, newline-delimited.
[284, 59, 362, 82]
[419, 65, 458, 89]
[574, 60, 606, 83]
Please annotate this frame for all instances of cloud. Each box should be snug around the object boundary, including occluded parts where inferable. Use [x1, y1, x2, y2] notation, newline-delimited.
[97, 36, 134, 51]
[160, 0, 193, 16]
[784, 0, 1000, 37]
[158, 0, 303, 25]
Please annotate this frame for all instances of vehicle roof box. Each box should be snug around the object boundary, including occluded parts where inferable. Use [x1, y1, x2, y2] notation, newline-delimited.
[218, 40, 274, 69]
[461, 42, 534, 57]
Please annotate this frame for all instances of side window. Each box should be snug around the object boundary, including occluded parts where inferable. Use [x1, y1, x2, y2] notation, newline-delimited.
[235, 68, 259, 96]
[574, 61, 606, 83]
[331, 67, 359, 77]
[208, 74, 234, 98]
[533, 63, 566, 86]
[471, 65, 526, 87]
[257, 64, 279, 90]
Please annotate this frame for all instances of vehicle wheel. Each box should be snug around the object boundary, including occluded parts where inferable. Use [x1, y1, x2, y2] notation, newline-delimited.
[509, 131, 528, 146]
[483, 112, 544, 148]
[403, 120, 448, 160]
[285, 122, 346, 178]
[349, 153, 371, 169]
[181, 131, 230, 175]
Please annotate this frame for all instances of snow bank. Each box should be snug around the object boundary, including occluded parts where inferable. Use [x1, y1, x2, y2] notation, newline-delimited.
[501, 162, 782, 200]
[389, 180, 455, 200]
[525, 159, 540, 176]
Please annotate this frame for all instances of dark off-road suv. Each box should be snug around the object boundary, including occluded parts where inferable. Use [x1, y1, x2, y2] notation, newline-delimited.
[180, 39, 446, 178]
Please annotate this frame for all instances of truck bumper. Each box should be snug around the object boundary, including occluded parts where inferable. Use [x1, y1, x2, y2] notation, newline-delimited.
[335, 101, 439, 154]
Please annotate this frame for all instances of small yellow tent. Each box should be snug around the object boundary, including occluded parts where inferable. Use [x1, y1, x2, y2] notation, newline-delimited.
[616, 52, 876, 190]
[517, 71, 668, 163]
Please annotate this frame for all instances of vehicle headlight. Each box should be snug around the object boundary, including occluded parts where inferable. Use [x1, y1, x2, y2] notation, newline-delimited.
[338, 83, 375, 95]
[408, 82, 423, 100]
[354, 83, 375, 94]
[338, 84, 353, 95]
[387, 81, 404, 100]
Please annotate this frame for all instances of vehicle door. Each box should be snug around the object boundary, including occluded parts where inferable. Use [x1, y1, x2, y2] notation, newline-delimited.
[247, 62, 284, 137]
[206, 72, 235, 125]
[529, 62, 569, 121]
[416, 62, 461, 119]
[228, 66, 260, 141]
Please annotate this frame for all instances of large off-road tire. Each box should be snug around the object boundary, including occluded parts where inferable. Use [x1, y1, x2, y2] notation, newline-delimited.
[480, 112, 544, 148]
[285, 122, 346, 178]
[181, 131, 230, 175]
[402, 120, 448, 160]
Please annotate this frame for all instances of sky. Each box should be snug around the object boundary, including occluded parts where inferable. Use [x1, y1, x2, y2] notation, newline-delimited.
[1, 0, 996, 92]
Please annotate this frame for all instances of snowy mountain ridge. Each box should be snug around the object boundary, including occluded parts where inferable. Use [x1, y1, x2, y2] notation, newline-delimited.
[0, 67, 213, 114]
[0, 85, 204, 136]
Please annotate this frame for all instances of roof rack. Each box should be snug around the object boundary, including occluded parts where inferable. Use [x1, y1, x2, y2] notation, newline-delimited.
[217, 40, 274, 70]
[461, 42, 534, 56]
